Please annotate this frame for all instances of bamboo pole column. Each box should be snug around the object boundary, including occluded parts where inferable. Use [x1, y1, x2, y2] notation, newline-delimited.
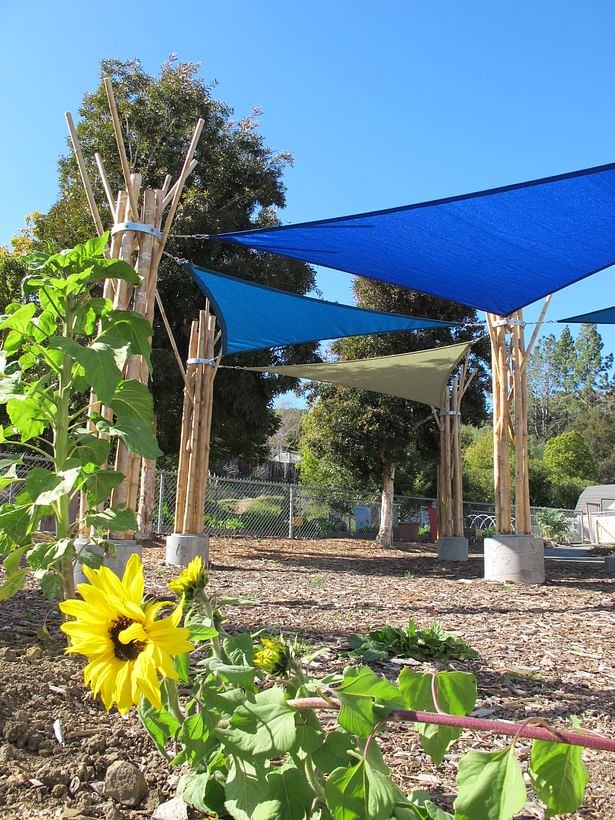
[166, 303, 219, 566]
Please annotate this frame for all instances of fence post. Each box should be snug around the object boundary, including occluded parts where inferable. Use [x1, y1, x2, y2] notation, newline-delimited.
[288, 485, 294, 539]
[156, 471, 164, 535]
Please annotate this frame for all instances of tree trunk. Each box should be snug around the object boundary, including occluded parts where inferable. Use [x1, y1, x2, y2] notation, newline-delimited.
[377, 461, 396, 548]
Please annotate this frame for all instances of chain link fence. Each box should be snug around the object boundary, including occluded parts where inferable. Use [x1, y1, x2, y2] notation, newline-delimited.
[1, 453, 584, 542]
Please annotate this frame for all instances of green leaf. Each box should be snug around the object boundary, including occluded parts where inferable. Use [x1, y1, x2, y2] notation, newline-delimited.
[85, 507, 138, 532]
[334, 666, 402, 737]
[39, 571, 63, 601]
[101, 310, 153, 372]
[0, 568, 28, 600]
[223, 632, 255, 666]
[254, 763, 314, 820]
[91, 257, 140, 285]
[312, 730, 357, 774]
[7, 396, 48, 440]
[293, 707, 324, 755]
[454, 746, 527, 820]
[49, 336, 126, 405]
[73, 432, 111, 466]
[0, 302, 36, 334]
[0, 371, 22, 402]
[138, 698, 180, 757]
[178, 771, 222, 814]
[325, 760, 366, 820]
[398, 670, 476, 765]
[25, 466, 81, 506]
[174, 652, 190, 683]
[224, 756, 272, 820]
[110, 379, 155, 422]
[82, 468, 124, 505]
[218, 689, 297, 758]
[187, 623, 219, 643]
[0, 504, 35, 540]
[199, 657, 257, 689]
[82, 234, 110, 258]
[96, 415, 162, 459]
[424, 800, 454, 819]
[529, 737, 589, 817]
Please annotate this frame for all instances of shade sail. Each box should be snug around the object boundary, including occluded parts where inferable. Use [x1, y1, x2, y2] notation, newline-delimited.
[211, 163, 615, 317]
[559, 306, 615, 324]
[243, 341, 471, 408]
[191, 264, 454, 355]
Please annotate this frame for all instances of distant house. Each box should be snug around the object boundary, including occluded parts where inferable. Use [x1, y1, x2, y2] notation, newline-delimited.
[575, 485, 615, 543]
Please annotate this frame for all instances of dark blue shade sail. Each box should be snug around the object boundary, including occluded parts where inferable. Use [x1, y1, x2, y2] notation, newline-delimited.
[190, 265, 455, 355]
[559, 306, 615, 324]
[211, 163, 615, 317]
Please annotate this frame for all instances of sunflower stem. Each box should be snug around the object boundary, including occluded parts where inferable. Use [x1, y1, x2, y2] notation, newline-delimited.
[163, 679, 185, 725]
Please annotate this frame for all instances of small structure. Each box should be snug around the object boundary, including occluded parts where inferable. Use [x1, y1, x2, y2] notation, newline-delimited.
[575, 484, 615, 544]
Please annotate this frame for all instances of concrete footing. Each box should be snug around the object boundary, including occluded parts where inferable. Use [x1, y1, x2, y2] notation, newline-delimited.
[74, 538, 142, 585]
[484, 535, 545, 584]
[437, 536, 469, 561]
[165, 533, 209, 567]
[605, 554, 615, 575]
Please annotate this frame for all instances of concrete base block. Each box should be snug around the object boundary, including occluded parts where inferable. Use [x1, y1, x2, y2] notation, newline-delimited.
[437, 536, 469, 561]
[605, 554, 615, 574]
[484, 535, 545, 584]
[165, 533, 209, 567]
[74, 538, 142, 585]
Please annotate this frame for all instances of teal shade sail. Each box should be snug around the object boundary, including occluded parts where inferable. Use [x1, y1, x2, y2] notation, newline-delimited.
[191, 265, 455, 355]
[211, 163, 615, 316]
[559, 306, 615, 324]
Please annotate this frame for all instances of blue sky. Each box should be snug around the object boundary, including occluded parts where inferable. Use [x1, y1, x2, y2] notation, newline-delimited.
[3, 1, 615, 385]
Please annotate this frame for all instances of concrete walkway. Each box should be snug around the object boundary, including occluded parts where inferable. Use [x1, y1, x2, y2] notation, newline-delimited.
[544, 545, 605, 563]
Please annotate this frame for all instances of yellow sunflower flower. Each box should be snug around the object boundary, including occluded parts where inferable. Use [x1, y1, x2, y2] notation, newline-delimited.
[253, 636, 290, 676]
[168, 555, 207, 599]
[59, 554, 193, 715]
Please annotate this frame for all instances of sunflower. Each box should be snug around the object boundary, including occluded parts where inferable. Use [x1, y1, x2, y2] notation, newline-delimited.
[59, 554, 193, 714]
[168, 555, 207, 600]
[253, 636, 292, 676]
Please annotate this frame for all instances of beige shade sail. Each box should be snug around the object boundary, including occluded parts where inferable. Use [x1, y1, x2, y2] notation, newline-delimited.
[245, 341, 472, 408]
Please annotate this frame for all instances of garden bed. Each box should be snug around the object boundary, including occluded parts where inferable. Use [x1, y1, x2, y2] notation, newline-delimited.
[0, 537, 614, 818]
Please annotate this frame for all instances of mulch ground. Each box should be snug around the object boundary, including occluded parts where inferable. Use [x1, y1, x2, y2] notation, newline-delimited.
[0, 537, 613, 819]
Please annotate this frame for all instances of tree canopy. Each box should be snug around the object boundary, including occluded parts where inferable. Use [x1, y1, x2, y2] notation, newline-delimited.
[16, 57, 319, 462]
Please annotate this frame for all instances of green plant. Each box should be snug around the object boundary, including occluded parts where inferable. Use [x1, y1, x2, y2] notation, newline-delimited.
[204, 513, 246, 531]
[417, 523, 431, 538]
[122, 580, 600, 819]
[473, 525, 496, 542]
[346, 619, 480, 663]
[536, 509, 570, 543]
[0, 235, 160, 601]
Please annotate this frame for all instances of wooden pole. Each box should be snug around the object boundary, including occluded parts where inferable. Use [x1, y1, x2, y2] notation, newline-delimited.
[103, 77, 139, 221]
[174, 322, 198, 533]
[65, 113, 104, 236]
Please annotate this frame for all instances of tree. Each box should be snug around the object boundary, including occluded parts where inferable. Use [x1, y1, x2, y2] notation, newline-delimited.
[301, 280, 489, 547]
[267, 404, 305, 457]
[0, 247, 27, 313]
[23, 57, 318, 463]
[528, 324, 614, 441]
[543, 430, 595, 481]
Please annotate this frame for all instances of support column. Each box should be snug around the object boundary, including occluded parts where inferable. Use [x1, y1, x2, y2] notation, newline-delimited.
[166, 304, 218, 566]
[485, 307, 549, 584]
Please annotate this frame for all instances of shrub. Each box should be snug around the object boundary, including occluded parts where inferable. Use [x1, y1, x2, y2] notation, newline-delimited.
[536, 509, 569, 543]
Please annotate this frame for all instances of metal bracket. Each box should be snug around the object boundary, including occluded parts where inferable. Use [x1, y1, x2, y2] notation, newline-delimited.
[491, 318, 525, 328]
[187, 357, 216, 366]
[111, 222, 162, 239]
[438, 410, 461, 416]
